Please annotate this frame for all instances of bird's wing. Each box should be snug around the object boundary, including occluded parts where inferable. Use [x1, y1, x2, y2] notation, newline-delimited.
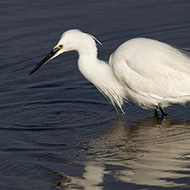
[123, 59, 190, 98]
[110, 39, 190, 100]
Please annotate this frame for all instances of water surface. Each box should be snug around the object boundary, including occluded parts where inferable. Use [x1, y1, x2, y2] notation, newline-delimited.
[1, 1, 190, 189]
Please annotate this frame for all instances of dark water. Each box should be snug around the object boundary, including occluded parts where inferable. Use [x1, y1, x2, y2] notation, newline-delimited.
[1, 0, 190, 189]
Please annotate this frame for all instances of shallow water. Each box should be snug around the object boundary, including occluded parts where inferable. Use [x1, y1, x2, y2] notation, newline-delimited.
[1, 0, 190, 189]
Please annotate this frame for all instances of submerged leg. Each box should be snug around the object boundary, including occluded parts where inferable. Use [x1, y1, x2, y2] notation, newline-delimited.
[158, 103, 167, 118]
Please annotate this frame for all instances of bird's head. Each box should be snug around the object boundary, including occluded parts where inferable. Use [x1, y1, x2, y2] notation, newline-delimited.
[29, 29, 101, 75]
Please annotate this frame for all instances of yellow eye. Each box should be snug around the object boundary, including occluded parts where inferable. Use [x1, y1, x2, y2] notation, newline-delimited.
[59, 44, 63, 48]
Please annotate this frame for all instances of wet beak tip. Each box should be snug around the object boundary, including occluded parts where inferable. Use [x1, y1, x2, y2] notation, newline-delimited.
[29, 70, 34, 75]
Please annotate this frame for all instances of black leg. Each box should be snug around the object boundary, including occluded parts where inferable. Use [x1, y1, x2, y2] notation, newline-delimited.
[154, 107, 159, 117]
[158, 103, 167, 118]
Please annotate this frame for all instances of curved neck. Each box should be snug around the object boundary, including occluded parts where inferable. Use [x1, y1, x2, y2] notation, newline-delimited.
[78, 42, 98, 60]
[77, 41, 99, 76]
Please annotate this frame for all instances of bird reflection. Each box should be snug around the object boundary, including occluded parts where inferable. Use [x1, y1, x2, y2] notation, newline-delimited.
[56, 116, 190, 189]
[59, 162, 107, 190]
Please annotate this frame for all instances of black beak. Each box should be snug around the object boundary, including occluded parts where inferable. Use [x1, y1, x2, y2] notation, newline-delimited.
[29, 48, 60, 75]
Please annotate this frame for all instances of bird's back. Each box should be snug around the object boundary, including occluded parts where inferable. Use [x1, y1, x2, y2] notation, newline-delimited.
[109, 38, 190, 108]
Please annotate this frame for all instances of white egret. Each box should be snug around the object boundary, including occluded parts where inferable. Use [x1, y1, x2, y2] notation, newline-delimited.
[29, 29, 190, 118]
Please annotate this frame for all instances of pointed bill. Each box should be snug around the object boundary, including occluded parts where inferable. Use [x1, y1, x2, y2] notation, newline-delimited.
[29, 45, 63, 75]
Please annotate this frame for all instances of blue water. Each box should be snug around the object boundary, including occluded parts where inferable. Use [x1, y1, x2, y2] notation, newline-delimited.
[1, 1, 190, 189]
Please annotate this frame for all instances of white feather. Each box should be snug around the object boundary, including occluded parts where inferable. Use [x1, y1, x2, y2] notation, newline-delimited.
[31, 29, 190, 115]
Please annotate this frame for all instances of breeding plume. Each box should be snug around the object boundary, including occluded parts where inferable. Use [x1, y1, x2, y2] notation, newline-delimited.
[30, 29, 190, 118]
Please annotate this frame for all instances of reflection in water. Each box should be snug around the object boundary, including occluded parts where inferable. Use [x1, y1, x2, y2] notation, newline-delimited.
[56, 117, 190, 189]
[57, 162, 107, 190]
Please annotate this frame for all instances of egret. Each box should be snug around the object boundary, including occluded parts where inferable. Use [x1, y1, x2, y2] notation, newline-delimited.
[29, 29, 190, 118]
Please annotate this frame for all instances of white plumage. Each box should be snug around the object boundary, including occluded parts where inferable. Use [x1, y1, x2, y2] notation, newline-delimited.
[30, 29, 190, 117]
